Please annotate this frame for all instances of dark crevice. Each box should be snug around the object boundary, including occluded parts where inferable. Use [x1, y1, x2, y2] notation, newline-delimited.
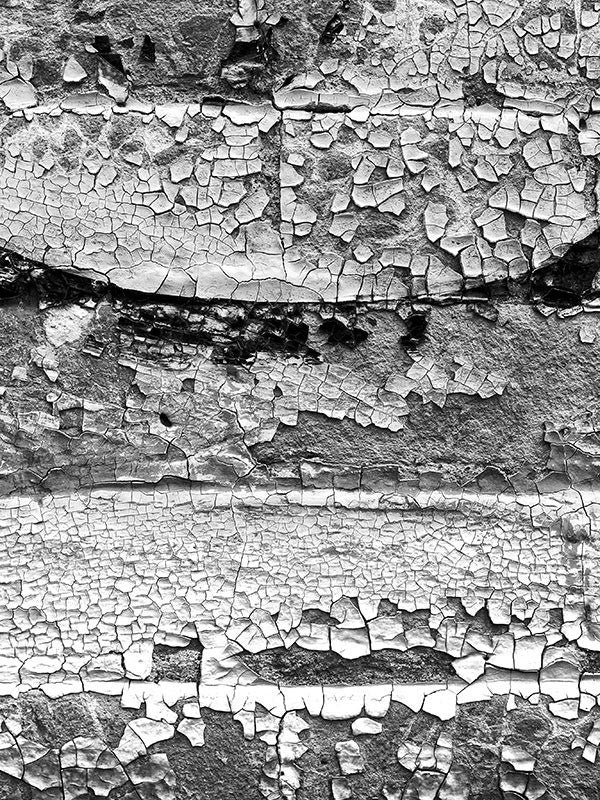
[0, 247, 521, 313]
[461, 73, 508, 108]
[400, 311, 428, 349]
[319, 13, 344, 44]
[531, 229, 600, 308]
[221, 22, 279, 87]
[139, 34, 156, 63]
[320, 0, 350, 45]
[0, 241, 592, 371]
[218, 315, 313, 363]
[93, 35, 111, 54]
[320, 316, 368, 347]
[93, 35, 125, 73]
[225, 30, 278, 67]
[0, 250, 105, 304]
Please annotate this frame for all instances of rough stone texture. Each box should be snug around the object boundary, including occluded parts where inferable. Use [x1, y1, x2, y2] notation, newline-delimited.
[2, 0, 600, 797]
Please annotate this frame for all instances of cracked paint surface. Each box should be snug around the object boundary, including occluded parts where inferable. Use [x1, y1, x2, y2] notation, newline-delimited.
[2, 0, 600, 797]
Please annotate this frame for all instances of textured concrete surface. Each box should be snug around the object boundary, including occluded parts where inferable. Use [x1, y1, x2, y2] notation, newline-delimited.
[2, 0, 600, 797]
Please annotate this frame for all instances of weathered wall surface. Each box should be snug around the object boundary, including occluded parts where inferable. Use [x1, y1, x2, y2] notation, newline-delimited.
[1, 0, 600, 798]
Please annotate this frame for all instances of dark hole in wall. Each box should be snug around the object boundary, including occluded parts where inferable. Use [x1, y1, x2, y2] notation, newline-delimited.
[140, 34, 156, 62]
[103, 52, 125, 73]
[223, 25, 278, 69]
[93, 35, 125, 73]
[220, 315, 313, 363]
[0, 248, 108, 304]
[400, 312, 428, 348]
[320, 13, 344, 43]
[0, 251, 31, 300]
[262, 317, 310, 353]
[320, 316, 368, 347]
[36, 268, 106, 305]
[93, 35, 111, 54]
[531, 229, 600, 307]
[461, 73, 507, 107]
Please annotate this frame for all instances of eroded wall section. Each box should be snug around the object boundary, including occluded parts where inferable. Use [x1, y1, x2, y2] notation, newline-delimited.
[0, 0, 600, 797]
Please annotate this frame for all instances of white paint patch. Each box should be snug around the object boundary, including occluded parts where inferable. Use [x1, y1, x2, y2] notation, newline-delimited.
[44, 304, 94, 348]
